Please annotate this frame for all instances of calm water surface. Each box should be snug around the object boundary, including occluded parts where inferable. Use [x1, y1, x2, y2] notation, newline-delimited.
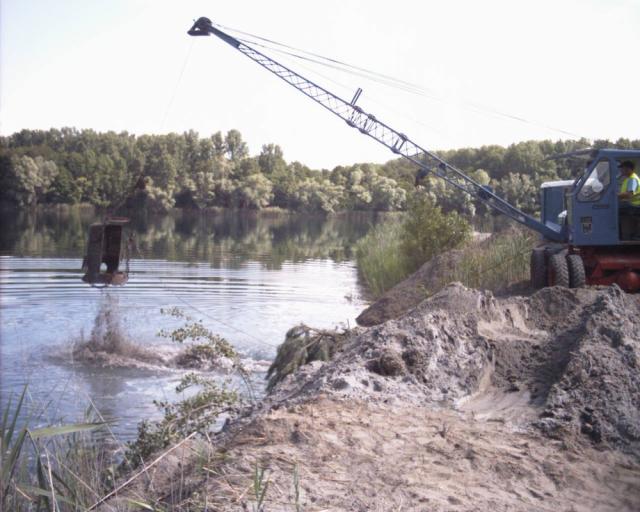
[0, 207, 378, 439]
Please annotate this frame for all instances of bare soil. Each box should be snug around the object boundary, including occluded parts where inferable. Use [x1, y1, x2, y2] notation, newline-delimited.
[107, 283, 640, 511]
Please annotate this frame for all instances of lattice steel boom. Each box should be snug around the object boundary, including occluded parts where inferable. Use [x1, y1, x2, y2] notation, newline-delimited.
[188, 17, 563, 241]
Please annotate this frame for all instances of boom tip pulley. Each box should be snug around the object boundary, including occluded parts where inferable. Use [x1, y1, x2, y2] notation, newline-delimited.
[188, 17, 213, 36]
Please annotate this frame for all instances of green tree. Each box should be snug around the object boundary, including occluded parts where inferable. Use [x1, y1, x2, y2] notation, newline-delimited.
[400, 194, 471, 270]
[496, 173, 539, 214]
[258, 144, 286, 176]
[3, 155, 58, 206]
[292, 178, 344, 213]
[232, 173, 273, 209]
[225, 129, 248, 161]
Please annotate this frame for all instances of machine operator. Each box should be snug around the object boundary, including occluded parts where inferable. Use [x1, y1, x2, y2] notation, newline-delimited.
[618, 160, 640, 240]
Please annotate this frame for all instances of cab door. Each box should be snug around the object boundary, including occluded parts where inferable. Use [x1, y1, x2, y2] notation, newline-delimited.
[571, 158, 618, 246]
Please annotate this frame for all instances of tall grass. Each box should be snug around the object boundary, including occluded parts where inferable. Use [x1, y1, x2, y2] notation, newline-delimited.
[355, 219, 410, 297]
[439, 229, 534, 292]
[1, 387, 113, 511]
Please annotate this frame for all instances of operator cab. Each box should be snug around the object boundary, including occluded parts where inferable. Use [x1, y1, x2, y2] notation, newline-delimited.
[547, 148, 640, 246]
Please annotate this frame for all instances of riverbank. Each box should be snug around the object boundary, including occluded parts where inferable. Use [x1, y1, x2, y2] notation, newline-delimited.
[103, 283, 640, 511]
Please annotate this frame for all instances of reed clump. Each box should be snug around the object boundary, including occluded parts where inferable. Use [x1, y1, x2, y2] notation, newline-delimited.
[355, 219, 408, 298]
[1, 387, 115, 511]
[438, 228, 534, 292]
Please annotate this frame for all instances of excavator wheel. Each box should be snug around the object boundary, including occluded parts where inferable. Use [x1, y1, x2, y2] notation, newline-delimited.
[530, 248, 547, 289]
[548, 253, 570, 287]
[567, 254, 586, 288]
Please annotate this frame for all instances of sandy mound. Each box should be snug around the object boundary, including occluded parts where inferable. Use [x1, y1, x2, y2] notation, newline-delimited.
[356, 231, 521, 327]
[129, 398, 638, 512]
[106, 284, 640, 511]
[272, 284, 640, 454]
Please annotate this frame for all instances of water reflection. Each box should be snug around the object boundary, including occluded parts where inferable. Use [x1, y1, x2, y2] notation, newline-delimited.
[0, 206, 379, 268]
[0, 206, 380, 440]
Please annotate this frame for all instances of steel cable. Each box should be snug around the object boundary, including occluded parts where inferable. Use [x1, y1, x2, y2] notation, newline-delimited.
[216, 22, 587, 139]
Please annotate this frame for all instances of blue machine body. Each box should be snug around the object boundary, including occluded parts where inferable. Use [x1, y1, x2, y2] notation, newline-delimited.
[540, 180, 574, 230]
[543, 149, 640, 247]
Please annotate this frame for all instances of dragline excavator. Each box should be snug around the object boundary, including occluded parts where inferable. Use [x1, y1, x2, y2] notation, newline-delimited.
[188, 17, 640, 292]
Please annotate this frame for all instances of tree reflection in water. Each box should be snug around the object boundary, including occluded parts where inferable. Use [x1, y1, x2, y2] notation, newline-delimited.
[0, 206, 387, 269]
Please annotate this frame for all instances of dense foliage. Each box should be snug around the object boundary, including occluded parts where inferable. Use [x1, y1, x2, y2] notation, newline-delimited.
[1, 128, 638, 215]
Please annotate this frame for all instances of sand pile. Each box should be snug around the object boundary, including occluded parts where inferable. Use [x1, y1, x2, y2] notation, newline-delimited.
[106, 283, 640, 511]
[270, 283, 640, 454]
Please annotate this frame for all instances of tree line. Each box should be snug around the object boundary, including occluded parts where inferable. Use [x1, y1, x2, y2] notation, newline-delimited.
[1, 127, 638, 216]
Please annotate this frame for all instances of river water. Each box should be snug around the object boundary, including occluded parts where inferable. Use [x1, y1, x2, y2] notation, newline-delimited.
[0, 207, 377, 440]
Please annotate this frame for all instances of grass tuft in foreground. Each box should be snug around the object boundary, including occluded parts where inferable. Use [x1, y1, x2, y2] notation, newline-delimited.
[1, 387, 115, 512]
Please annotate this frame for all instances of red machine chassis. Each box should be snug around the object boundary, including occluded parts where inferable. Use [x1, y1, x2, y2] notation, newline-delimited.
[573, 245, 640, 292]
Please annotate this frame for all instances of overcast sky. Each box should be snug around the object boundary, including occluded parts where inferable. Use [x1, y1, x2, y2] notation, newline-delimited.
[2, 0, 639, 168]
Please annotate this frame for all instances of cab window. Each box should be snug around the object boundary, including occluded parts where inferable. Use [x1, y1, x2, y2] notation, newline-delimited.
[578, 160, 610, 202]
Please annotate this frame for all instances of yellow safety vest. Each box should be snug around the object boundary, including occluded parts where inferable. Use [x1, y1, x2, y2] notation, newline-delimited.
[620, 172, 640, 207]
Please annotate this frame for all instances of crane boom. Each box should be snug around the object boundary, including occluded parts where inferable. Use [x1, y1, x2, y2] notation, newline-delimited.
[188, 17, 564, 242]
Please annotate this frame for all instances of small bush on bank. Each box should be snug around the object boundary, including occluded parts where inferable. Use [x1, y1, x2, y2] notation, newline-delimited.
[399, 195, 471, 272]
[124, 308, 247, 470]
[356, 196, 471, 297]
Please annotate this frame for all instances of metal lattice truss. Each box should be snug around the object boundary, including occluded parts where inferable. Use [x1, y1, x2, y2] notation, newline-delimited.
[189, 18, 563, 241]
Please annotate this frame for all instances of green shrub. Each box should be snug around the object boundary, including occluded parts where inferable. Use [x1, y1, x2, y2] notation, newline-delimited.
[399, 195, 471, 271]
[356, 195, 471, 297]
[126, 373, 238, 466]
[124, 308, 245, 469]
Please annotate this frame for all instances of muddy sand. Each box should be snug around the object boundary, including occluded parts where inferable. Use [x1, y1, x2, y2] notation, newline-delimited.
[109, 284, 640, 511]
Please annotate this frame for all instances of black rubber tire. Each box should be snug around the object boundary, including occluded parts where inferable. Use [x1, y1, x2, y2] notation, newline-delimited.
[548, 253, 570, 287]
[530, 248, 547, 289]
[567, 254, 586, 288]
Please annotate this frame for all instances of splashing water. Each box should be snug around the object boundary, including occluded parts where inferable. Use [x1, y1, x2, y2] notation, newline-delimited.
[72, 293, 164, 366]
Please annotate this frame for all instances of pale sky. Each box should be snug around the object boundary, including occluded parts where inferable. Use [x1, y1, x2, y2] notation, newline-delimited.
[1, 0, 639, 168]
